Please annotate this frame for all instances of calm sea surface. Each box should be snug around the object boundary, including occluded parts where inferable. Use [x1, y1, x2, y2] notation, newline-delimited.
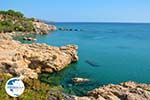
[36, 23, 150, 95]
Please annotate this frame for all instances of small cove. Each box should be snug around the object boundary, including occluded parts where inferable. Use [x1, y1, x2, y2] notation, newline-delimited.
[20, 22, 150, 96]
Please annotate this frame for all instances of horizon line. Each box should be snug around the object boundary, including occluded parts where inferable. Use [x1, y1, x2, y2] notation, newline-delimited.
[47, 21, 150, 24]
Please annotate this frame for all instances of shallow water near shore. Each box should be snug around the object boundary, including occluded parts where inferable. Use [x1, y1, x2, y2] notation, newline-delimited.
[36, 22, 150, 96]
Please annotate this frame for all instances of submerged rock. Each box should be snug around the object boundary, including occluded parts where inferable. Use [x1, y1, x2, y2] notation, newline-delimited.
[0, 40, 78, 79]
[58, 27, 82, 32]
[85, 60, 101, 67]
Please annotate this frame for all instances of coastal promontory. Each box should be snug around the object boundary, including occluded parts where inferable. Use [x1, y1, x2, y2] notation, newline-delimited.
[0, 10, 56, 35]
[0, 39, 78, 79]
[0, 10, 79, 99]
[0, 10, 78, 79]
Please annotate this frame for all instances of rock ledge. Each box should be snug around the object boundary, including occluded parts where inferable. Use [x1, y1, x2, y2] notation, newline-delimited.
[75, 81, 150, 100]
[0, 40, 78, 79]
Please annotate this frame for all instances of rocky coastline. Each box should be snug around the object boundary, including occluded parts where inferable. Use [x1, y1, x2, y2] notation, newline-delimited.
[1, 27, 150, 100]
[1, 26, 150, 100]
[0, 39, 78, 79]
[74, 81, 150, 100]
[0, 10, 150, 100]
[33, 21, 57, 34]
[0, 16, 79, 99]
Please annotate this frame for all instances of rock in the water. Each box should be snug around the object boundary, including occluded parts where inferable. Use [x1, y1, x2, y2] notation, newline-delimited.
[23, 37, 37, 41]
[72, 77, 90, 83]
[0, 40, 78, 79]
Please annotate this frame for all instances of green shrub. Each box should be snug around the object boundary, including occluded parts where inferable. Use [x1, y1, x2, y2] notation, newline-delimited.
[0, 10, 36, 33]
[0, 10, 24, 18]
[0, 20, 14, 32]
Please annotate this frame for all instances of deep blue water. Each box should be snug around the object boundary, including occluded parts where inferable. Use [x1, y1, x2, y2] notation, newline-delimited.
[36, 23, 150, 95]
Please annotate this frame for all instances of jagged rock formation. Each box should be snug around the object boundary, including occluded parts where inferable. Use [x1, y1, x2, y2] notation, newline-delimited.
[0, 40, 78, 79]
[75, 81, 150, 100]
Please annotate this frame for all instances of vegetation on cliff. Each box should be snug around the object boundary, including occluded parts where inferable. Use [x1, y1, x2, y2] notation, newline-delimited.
[0, 10, 35, 33]
[0, 10, 57, 35]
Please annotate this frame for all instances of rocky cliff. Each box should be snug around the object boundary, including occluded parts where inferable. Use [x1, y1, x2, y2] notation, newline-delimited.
[0, 39, 78, 79]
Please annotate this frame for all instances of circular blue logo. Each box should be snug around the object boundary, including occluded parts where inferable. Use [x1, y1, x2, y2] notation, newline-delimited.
[5, 77, 25, 97]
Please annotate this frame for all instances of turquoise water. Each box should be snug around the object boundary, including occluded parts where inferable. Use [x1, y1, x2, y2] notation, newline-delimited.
[37, 23, 150, 95]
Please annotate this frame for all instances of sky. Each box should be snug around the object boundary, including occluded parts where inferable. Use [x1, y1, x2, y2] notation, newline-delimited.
[1, 0, 150, 22]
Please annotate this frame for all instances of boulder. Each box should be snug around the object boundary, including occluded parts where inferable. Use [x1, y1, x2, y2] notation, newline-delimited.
[72, 77, 90, 83]
[23, 37, 37, 41]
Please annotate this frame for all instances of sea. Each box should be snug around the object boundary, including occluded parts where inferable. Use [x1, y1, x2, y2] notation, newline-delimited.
[28, 22, 150, 95]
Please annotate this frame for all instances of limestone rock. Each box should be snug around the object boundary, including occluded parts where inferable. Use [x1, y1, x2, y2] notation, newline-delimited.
[75, 81, 150, 100]
[33, 21, 57, 34]
[0, 40, 78, 79]
[0, 33, 13, 40]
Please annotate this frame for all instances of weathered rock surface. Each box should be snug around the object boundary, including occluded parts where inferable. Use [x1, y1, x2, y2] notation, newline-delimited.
[75, 81, 150, 100]
[0, 33, 13, 40]
[33, 21, 57, 34]
[0, 40, 78, 79]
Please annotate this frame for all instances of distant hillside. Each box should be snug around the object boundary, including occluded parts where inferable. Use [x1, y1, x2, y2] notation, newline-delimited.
[0, 10, 36, 33]
[0, 10, 56, 34]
